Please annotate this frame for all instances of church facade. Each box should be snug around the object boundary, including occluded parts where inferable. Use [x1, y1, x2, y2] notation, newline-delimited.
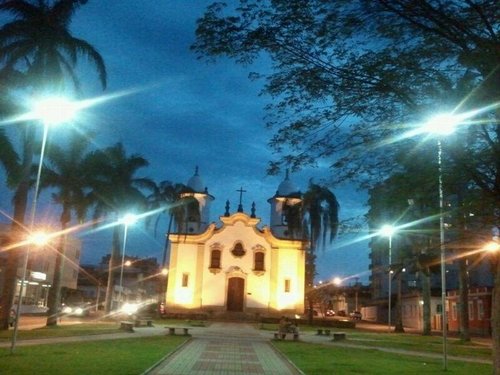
[164, 169, 307, 317]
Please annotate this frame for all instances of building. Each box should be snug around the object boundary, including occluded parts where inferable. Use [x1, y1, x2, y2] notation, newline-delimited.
[77, 256, 162, 308]
[164, 169, 307, 318]
[447, 287, 492, 336]
[0, 223, 81, 313]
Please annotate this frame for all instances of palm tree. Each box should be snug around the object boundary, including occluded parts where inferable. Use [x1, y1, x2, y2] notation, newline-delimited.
[285, 181, 340, 322]
[0, 0, 106, 91]
[38, 133, 96, 326]
[0, 0, 106, 329]
[88, 143, 155, 314]
[147, 181, 198, 267]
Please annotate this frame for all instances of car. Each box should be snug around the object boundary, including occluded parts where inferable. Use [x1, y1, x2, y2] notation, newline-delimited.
[350, 310, 362, 320]
[336, 310, 346, 317]
[325, 309, 335, 317]
[61, 302, 91, 317]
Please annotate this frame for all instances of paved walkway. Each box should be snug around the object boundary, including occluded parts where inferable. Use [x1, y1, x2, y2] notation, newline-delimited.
[146, 322, 303, 375]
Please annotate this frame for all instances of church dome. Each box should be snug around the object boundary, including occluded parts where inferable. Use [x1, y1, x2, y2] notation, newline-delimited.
[187, 166, 205, 193]
[277, 170, 299, 196]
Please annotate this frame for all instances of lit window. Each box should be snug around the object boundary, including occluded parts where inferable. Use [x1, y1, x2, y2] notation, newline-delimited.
[182, 273, 189, 287]
[254, 252, 265, 271]
[284, 279, 291, 293]
[451, 303, 457, 321]
[210, 249, 221, 269]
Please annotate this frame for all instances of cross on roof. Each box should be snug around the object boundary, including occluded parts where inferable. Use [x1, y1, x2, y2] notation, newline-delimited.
[236, 187, 246, 213]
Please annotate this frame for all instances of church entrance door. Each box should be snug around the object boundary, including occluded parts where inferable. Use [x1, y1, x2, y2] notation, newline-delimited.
[227, 277, 244, 312]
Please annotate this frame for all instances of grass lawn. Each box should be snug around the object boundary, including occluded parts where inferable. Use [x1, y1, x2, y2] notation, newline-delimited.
[260, 323, 492, 359]
[0, 323, 123, 341]
[274, 341, 493, 374]
[0, 335, 188, 375]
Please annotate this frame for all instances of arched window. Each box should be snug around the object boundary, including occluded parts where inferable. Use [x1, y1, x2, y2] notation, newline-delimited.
[210, 249, 221, 269]
[254, 252, 265, 271]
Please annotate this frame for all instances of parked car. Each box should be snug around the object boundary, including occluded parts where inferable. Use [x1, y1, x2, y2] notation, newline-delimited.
[337, 310, 346, 317]
[325, 309, 335, 317]
[350, 310, 362, 320]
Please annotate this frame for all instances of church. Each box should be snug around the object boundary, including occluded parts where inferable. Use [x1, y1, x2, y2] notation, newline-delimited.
[164, 168, 307, 318]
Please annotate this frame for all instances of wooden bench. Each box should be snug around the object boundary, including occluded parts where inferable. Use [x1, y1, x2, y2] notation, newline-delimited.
[134, 317, 153, 327]
[119, 321, 134, 332]
[165, 326, 190, 336]
[273, 332, 299, 341]
[332, 332, 346, 341]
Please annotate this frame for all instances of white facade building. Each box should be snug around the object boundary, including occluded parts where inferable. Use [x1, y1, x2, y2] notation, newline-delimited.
[165, 170, 307, 317]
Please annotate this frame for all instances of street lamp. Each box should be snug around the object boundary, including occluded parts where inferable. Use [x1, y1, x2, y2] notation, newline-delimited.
[422, 112, 462, 370]
[380, 224, 396, 332]
[117, 213, 138, 307]
[10, 96, 77, 354]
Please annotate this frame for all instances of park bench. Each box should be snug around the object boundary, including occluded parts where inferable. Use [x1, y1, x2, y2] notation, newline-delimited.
[165, 326, 190, 336]
[119, 321, 134, 332]
[273, 331, 299, 340]
[332, 332, 346, 341]
[316, 329, 331, 336]
[134, 317, 153, 327]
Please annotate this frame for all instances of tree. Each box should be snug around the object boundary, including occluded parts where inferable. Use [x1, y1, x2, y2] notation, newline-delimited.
[284, 181, 339, 322]
[88, 143, 154, 314]
[193, 1, 498, 197]
[147, 181, 199, 267]
[193, 2, 499, 366]
[0, 0, 106, 330]
[38, 133, 95, 326]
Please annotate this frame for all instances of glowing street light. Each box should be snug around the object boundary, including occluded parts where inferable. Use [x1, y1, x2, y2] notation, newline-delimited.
[332, 277, 342, 286]
[10, 96, 78, 354]
[380, 224, 396, 332]
[10, 231, 50, 353]
[32, 96, 79, 126]
[422, 112, 462, 370]
[117, 213, 138, 306]
[484, 241, 500, 253]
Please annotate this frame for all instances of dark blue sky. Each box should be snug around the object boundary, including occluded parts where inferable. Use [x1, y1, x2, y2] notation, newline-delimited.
[0, 1, 370, 284]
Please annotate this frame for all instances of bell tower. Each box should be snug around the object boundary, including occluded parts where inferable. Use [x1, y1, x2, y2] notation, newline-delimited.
[179, 167, 214, 234]
[267, 170, 302, 238]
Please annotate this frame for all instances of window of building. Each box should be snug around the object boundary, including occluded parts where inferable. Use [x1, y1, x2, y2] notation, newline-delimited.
[436, 303, 442, 314]
[451, 302, 457, 321]
[468, 301, 474, 321]
[182, 273, 189, 287]
[254, 252, 265, 271]
[284, 279, 291, 293]
[210, 249, 221, 269]
[477, 300, 484, 320]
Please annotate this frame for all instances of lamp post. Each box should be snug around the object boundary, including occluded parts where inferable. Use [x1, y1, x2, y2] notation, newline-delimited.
[380, 224, 396, 332]
[10, 97, 77, 354]
[117, 214, 137, 307]
[422, 113, 462, 371]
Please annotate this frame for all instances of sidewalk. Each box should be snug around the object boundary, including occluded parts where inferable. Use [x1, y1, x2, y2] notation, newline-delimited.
[145, 322, 303, 375]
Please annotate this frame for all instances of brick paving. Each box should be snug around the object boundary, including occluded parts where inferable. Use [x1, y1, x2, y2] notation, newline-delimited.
[146, 322, 302, 375]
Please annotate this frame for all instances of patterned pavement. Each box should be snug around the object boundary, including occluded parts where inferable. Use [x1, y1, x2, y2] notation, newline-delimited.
[146, 322, 302, 375]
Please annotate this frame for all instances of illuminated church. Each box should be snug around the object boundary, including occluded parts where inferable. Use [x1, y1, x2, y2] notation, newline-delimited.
[164, 169, 307, 317]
